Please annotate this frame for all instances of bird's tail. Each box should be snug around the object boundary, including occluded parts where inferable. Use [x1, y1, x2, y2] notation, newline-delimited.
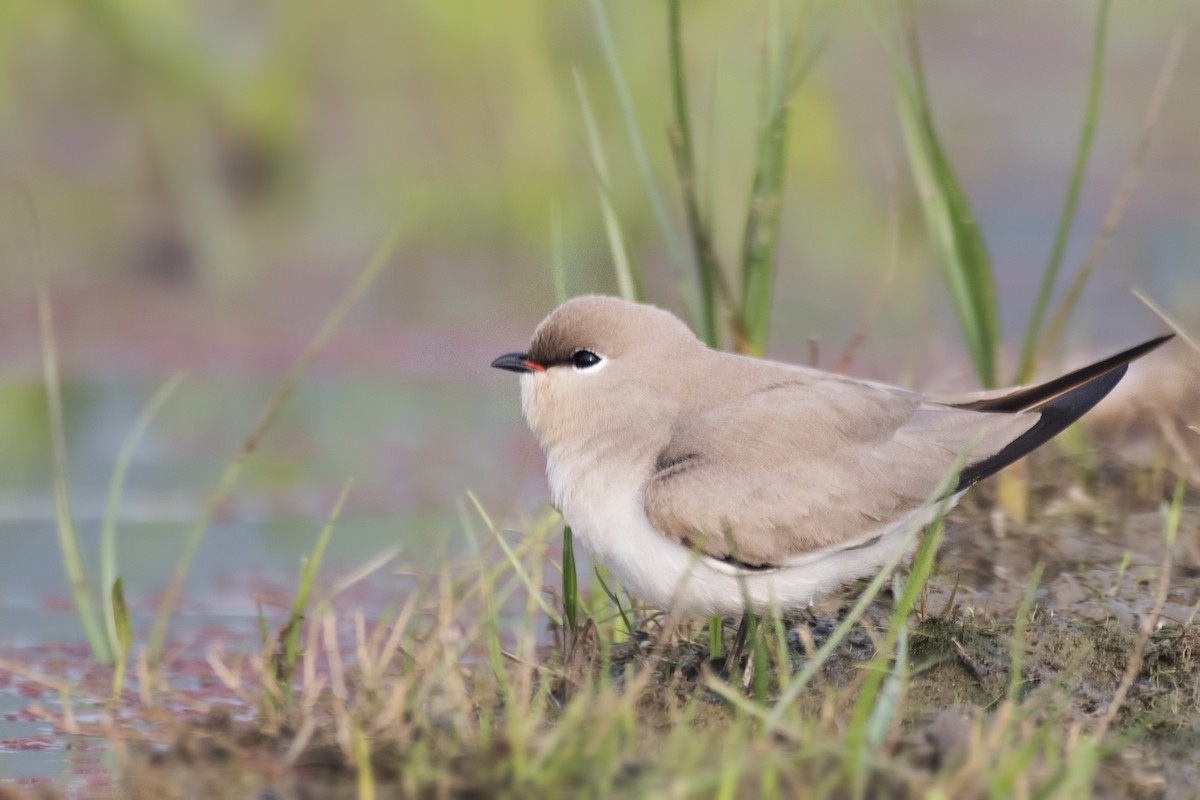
[951, 334, 1173, 491]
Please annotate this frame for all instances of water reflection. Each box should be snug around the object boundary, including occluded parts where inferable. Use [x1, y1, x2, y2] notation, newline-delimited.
[0, 375, 540, 645]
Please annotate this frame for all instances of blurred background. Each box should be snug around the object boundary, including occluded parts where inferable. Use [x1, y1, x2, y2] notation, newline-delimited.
[0, 0, 1197, 644]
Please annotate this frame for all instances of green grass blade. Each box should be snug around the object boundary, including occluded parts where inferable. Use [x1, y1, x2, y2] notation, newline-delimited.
[763, 516, 920, 732]
[593, 566, 632, 640]
[562, 525, 578, 634]
[737, 8, 824, 358]
[701, 53, 723, 248]
[100, 372, 183, 660]
[739, 0, 790, 357]
[589, 0, 697, 316]
[147, 221, 402, 664]
[766, 456, 962, 731]
[844, 518, 946, 790]
[668, 0, 721, 347]
[37, 286, 111, 664]
[256, 600, 269, 648]
[352, 723, 376, 800]
[894, 2, 1000, 387]
[1015, 0, 1110, 384]
[283, 478, 354, 674]
[1038, 30, 1183, 365]
[110, 578, 132, 703]
[1008, 562, 1045, 702]
[485, 594, 509, 690]
[865, 622, 907, 749]
[748, 613, 769, 703]
[574, 68, 643, 302]
[468, 492, 563, 626]
[894, 92, 982, 368]
[1163, 475, 1184, 548]
[1093, 476, 1183, 744]
[599, 198, 641, 302]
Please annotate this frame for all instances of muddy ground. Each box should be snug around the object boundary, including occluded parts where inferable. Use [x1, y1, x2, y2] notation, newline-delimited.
[5, 459, 1200, 799]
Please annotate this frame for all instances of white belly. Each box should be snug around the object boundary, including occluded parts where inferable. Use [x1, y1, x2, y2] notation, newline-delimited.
[554, 456, 960, 617]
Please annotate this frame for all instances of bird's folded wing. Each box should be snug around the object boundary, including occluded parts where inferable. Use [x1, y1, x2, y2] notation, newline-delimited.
[643, 377, 1036, 568]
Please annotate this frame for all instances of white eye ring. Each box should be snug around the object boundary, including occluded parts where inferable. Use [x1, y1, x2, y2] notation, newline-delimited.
[571, 349, 607, 372]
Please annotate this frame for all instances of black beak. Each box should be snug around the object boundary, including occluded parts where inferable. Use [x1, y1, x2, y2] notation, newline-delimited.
[491, 352, 544, 374]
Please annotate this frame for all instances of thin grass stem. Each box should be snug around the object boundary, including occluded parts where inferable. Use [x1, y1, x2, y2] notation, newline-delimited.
[468, 492, 563, 626]
[708, 616, 722, 658]
[37, 286, 111, 664]
[739, 0, 791, 357]
[574, 68, 643, 302]
[281, 478, 354, 689]
[766, 456, 963, 730]
[1007, 562, 1045, 703]
[1038, 30, 1184, 364]
[668, 0, 723, 347]
[1093, 477, 1182, 742]
[1015, 0, 1110, 383]
[895, 0, 1000, 386]
[109, 578, 132, 702]
[1132, 289, 1198, 353]
[589, 0, 696, 314]
[844, 518, 946, 792]
[147, 221, 402, 664]
[562, 525, 579, 635]
[100, 372, 183, 660]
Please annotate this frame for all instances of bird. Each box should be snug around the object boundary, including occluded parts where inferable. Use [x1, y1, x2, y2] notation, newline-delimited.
[492, 295, 1171, 619]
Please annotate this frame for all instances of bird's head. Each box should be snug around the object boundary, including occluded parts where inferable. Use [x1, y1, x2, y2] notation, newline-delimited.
[492, 295, 702, 452]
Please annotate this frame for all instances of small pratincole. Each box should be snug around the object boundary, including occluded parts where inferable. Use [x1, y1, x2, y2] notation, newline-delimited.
[493, 295, 1171, 616]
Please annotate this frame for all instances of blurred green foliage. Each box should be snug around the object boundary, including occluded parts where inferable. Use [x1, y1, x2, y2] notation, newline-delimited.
[0, 2, 860, 310]
[0, 1, 1192, 352]
[0, 381, 51, 485]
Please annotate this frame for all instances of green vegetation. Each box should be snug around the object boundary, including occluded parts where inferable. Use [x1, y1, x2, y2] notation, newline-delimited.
[36, 225, 399, 673]
[145, 224, 402, 664]
[560, 0, 1181, 666]
[893, 0, 1182, 388]
[264, 478, 355, 710]
[888, 0, 1182, 519]
[571, 0, 825, 659]
[6, 2, 1196, 798]
[1015, 0, 1111, 385]
[21, 481, 1190, 798]
[38, 285, 111, 664]
[103, 373, 183, 693]
[892, 3, 1002, 388]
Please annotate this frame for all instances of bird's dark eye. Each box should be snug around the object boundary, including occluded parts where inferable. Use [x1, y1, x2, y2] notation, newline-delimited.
[572, 350, 602, 369]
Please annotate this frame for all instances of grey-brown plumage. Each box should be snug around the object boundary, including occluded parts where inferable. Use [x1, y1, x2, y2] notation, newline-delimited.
[493, 295, 1172, 614]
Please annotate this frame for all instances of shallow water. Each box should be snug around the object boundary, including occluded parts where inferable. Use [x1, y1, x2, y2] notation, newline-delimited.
[0, 374, 540, 791]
